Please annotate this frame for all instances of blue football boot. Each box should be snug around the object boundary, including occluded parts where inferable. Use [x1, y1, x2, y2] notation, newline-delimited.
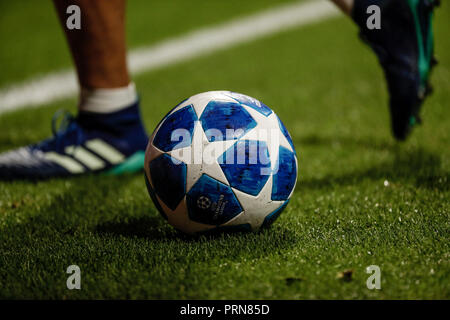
[0, 100, 148, 180]
[352, 0, 439, 140]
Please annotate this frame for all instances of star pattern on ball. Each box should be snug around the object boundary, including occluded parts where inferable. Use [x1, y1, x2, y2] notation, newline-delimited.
[144, 91, 298, 233]
[238, 104, 294, 173]
[168, 121, 236, 190]
[222, 175, 285, 230]
[175, 91, 237, 118]
[154, 193, 215, 234]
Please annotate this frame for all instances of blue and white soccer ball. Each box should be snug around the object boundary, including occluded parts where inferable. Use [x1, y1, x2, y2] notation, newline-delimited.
[144, 91, 298, 234]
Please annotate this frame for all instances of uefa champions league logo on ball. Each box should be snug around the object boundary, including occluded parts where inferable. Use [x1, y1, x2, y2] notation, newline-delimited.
[197, 196, 211, 209]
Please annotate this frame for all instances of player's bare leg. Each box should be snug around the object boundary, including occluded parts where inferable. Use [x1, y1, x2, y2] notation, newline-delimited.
[330, 0, 439, 140]
[53, 0, 129, 90]
[53, 0, 138, 113]
[0, 0, 148, 180]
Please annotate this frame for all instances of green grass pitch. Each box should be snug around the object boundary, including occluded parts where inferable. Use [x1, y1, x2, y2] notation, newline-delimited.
[0, 0, 448, 299]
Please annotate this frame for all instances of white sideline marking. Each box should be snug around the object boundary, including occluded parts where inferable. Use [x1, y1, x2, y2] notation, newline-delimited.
[0, 0, 339, 115]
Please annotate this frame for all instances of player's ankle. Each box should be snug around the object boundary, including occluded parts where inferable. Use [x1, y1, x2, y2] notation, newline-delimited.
[78, 82, 138, 114]
[77, 98, 147, 141]
[76, 81, 144, 132]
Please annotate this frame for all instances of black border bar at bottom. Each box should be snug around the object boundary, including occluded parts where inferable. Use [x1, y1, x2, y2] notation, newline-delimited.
[0, 300, 447, 318]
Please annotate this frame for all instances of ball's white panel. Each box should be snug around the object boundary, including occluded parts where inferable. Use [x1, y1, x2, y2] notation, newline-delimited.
[287, 154, 299, 199]
[218, 210, 245, 227]
[144, 142, 164, 188]
[146, 140, 164, 163]
[278, 131, 294, 153]
[168, 121, 204, 165]
[239, 106, 283, 173]
[169, 121, 235, 192]
[156, 194, 215, 234]
[188, 91, 237, 118]
[223, 176, 284, 230]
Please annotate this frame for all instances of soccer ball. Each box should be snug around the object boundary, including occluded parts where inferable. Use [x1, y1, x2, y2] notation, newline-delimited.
[144, 91, 298, 234]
